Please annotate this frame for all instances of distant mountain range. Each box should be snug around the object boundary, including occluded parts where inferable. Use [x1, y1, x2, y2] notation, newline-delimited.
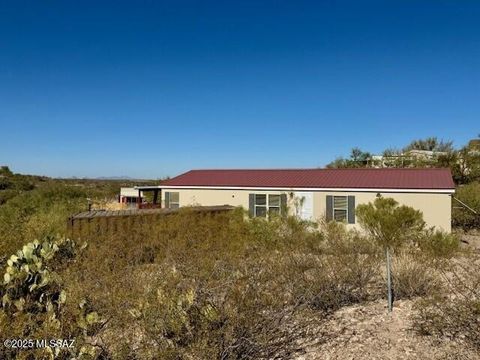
[62, 176, 162, 181]
[63, 176, 144, 180]
[95, 176, 136, 180]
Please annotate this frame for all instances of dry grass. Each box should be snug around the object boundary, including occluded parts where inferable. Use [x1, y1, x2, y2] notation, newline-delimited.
[391, 251, 442, 300]
[0, 207, 469, 359]
[413, 250, 480, 353]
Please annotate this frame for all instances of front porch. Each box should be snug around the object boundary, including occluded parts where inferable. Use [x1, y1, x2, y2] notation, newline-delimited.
[134, 186, 162, 209]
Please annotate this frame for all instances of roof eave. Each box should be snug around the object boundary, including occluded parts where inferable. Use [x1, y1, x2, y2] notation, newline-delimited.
[154, 184, 455, 193]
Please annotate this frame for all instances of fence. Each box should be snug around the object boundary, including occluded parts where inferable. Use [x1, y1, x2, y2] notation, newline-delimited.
[67, 205, 235, 239]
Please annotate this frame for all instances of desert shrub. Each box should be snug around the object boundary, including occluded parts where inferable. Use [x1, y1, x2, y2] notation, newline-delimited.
[11, 175, 36, 192]
[287, 222, 382, 313]
[0, 166, 13, 177]
[0, 189, 17, 206]
[295, 254, 381, 312]
[248, 214, 322, 252]
[413, 260, 480, 352]
[59, 211, 325, 359]
[114, 257, 317, 360]
[0, 176, 13, 190]
[452, 182, 480, 230]
[415, 229, 460, 259]
[0, 167, 34, 192]
[391, 252, 442, 299]
[59, 209, 392, 358]
[415, 296, 480, 349]
[356, 197, 425, 250]
[0, 205, 393, 358]
[0, 183, 89, 259]
[388, 229, 460, 301]
[356, 197, 428, 311]
[320, 220, 380, 255]
[0, 177, 140, 261]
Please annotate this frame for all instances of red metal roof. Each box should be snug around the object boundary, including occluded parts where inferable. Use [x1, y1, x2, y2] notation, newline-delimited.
[160, 168, 455, 190]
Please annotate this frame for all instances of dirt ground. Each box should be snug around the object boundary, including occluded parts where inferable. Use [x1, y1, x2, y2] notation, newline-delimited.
[295, 232, 480, 360]
[295, 299, 478, 360]
[460, 231, 480, 251]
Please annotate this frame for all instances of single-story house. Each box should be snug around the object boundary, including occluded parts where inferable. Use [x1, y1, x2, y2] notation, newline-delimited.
[137, 168, 455, 232]
[119, 187, 144, 206]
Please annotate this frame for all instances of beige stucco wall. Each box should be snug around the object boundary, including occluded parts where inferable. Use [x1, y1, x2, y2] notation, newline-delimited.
[161, 188, 452, 232]
[161, 188, 281, 209]
[312, 191, 451, 232]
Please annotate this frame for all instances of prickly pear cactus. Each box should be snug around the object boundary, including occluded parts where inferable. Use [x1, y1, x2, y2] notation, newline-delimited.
[1, 236, 84, 321]
[0, 236, 98, 359]
[131, 276, 221, 350]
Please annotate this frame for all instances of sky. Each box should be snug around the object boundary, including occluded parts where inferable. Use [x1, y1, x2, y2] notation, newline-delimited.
[0, 0, 479, 179]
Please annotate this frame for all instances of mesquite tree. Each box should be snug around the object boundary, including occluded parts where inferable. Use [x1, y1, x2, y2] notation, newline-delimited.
[356, 197, 425, 312]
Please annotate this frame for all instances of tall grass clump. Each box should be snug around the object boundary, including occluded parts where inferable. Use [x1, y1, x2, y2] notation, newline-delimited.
[390, 252, 442, 299]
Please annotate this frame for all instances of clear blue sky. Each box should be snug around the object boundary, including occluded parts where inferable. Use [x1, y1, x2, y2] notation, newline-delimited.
[0, 1, 478, 179]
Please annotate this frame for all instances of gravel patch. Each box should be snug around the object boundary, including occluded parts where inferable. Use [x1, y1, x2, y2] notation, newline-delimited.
[296, 299, 478, 360]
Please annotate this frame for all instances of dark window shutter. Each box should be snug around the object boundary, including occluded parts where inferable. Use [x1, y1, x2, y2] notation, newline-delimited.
[348, 196, 355, 224]
[280, 193, 287, 216]
[249, 194, 255, 217]
[326, 195, 333, 221]
[165, 192, 170, 209]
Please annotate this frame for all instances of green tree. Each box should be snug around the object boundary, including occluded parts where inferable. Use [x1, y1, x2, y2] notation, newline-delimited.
[0, 166, 13, 177]
[326, 148, 372, 168]
[350, 147, 371, 165]
[459, 147, 480, 183]
[356, 197, 425, 311]
[326, 157, 349, 169]
[403, 137, 454, 152]
[382, 148, 401, 157]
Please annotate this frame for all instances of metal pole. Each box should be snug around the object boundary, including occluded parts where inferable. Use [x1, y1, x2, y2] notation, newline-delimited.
[453, 196, 478, 215]
[386, 247, 393, 313]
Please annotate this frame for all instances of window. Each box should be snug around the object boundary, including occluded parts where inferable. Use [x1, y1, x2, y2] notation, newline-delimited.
[268, 194, 281, 216]
[124, 196, 139, 204]
[326, 195, 355, 224]
[333, 196, 348, 222]
[254, 194, 267, 217]
[168, 192, 180, 209]
[254, 194, 281, 217]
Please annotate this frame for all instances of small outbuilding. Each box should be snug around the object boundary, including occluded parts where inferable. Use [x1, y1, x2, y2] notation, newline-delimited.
[119, 187, 144, 207]
[138, 168, 455, 232]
